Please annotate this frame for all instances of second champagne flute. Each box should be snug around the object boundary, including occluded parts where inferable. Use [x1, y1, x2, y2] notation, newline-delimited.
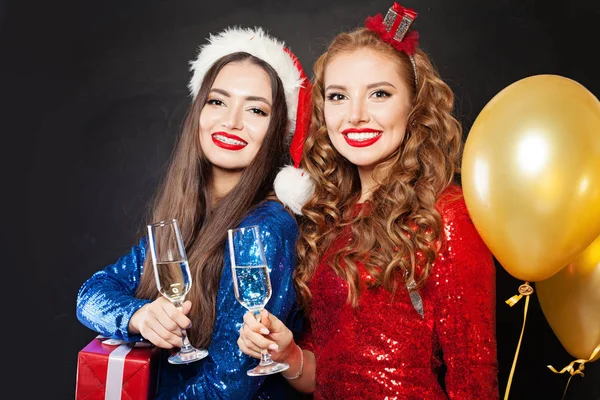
[228, 225, 290, 376]
[148, 219, 209, 364]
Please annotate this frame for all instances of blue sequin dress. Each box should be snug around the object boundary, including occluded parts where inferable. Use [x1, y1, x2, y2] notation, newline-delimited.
[77, 201, 303, 399]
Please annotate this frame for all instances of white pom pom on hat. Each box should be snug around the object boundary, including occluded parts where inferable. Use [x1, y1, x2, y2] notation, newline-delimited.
[188, 26, 314, 214]
[274, 165, 315, 215]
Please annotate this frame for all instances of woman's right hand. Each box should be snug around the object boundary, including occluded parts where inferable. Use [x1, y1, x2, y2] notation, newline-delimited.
[128, 297, 192, 349]
[238, 309, 295, 363]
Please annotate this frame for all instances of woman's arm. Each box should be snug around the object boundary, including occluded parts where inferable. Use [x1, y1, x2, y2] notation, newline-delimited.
[434, 199, 499, 399]
[76, 238, 152, 342]
[281, 344, 317, 394]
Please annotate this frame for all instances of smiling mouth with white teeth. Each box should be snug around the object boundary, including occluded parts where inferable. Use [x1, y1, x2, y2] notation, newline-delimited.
[211, 132, 248, 150]
[341, 129, 383, 147]
[345, 132, 382, 141]
[213, 134, 247, 146]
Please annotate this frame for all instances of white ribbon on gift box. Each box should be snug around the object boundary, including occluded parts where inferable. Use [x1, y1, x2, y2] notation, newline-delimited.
[105, 343, 134, 400]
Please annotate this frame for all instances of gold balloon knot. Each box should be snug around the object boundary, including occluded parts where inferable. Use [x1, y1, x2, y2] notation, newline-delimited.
[505, 282, 533, 307]
[518, 283, 534, 295]
[547, 345, 600, 378]
[548, 361, 586, 377]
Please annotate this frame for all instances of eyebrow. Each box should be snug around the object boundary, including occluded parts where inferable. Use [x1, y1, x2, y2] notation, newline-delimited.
[367, 81, 396, 90]
[209, 88, 271, 106]
[324, 84, 346, 92]
[324, 81, 397, 91]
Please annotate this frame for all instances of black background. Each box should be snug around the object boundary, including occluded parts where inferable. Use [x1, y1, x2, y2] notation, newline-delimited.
[3, 0, 599, 399]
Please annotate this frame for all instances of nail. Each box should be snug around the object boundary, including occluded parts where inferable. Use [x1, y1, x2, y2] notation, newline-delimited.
[268, 343, 279, 350]
[187, 322, 192, 329]
[260, 328, 270, 335]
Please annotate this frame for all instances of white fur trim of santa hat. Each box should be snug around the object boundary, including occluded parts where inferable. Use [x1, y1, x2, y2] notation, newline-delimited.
[188, 27, 304, 138]
[274, 165, 315, 215]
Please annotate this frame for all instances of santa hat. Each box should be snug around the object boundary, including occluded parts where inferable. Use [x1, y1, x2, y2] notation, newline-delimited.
[188, 27, 314, 214]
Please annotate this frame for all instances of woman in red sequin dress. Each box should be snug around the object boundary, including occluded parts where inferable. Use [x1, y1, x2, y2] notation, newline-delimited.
[238, 3, 499, 399]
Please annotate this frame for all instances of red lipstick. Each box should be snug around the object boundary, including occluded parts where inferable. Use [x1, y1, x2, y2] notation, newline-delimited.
[341, 128, 382, 148]
[211, 132, 248, 151]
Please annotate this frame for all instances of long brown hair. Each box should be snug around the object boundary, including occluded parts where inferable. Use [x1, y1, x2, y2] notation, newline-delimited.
[135, 52, 289, 348]
[296, 28, 462, 312]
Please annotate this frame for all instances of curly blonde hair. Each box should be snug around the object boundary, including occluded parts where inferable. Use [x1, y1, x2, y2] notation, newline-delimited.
[295, 28, 463, 312]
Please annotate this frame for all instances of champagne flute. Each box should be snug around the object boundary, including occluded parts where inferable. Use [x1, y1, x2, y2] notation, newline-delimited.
[228, 225, 290, 376]
[147, 219, 208, 364]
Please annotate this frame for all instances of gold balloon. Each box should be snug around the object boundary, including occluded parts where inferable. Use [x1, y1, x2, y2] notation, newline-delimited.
[462, 75, 600, 282]
[536, 236, 600, 361]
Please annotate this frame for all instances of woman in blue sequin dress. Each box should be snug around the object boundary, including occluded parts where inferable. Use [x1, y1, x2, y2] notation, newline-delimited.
[76, 27, 312, 399]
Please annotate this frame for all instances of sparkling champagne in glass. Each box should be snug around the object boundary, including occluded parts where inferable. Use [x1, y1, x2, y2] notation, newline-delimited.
[228, 225, 289, 376]
[148, 219, 208, 364]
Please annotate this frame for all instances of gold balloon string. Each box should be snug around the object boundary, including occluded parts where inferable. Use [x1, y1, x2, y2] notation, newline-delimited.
[503, 282, 534, 400]
[547, 344, 600, 400]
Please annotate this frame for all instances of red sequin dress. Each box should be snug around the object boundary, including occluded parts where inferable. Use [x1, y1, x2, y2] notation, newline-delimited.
[302, 186, 498, 399]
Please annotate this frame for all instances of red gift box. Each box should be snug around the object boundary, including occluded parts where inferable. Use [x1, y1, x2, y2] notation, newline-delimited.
[76, 336, 158, 400]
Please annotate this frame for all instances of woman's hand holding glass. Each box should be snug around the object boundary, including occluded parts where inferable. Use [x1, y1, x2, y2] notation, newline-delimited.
[147, 219, 208, 364]
[229, 225, 290, 375]
[237, 310, 296, 365]
[128, 298, 193, 349]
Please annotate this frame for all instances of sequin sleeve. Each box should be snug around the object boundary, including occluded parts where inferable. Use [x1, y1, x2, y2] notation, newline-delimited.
[156, 201, 300, 399]
[76, 238, 152, 342]
[433, 195, 499, 399]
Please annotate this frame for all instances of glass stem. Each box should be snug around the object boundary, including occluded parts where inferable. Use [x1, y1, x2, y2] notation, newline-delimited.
[254, 310, 274, 366]
[174, 301, 194, 353]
